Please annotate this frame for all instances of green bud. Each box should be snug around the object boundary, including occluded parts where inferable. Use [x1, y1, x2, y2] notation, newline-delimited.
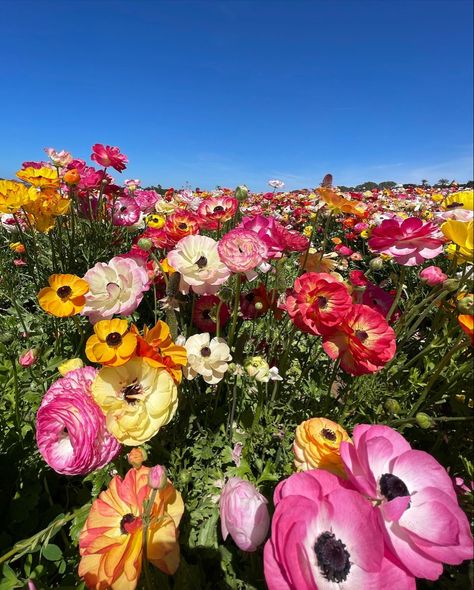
[178, 469, 192, 486]
[416, 412, 434, 429]
[442, 278, 459, 292]
[137, 237, 153, 251]
[457, 294, 474, 315]
[218, 286, 234, 304]
[384, 398, 401, 415]
[235, 185, 249, 201]
[254, 301, 264, 311]
[369, 257, 384, 270]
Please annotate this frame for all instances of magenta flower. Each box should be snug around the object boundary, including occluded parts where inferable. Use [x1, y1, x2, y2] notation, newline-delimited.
[36, 367, 121, 475]
[340, 425, 473, 581]
[218, 228, 268, 274]
[91, 144, 128, 172]
[133, 189, 159, 213]
[419, 265, 448, 286]
[220, 477, 270, 552]
[368, 218, 444, 266]
[264, 469, 415, 589]
[111, 196, 141, 226]
[239, 215, 286, 258]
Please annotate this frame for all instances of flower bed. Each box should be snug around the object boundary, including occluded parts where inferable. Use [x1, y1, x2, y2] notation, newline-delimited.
[0, 146, 472, 589]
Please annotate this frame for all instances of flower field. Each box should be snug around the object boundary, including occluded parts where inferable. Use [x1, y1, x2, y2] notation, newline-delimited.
[0, 145, 472, 589]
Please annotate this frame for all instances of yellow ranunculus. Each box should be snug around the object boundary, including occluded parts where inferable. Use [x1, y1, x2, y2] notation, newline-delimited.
[293, 417, 351, 477]
[443, 190, 473, 211]
[92, 358, 178, 445]
[441, 219, 474, 263]
[16, 166, 59, 189]
[58, 358, 84, 376]
[0, 180, 38, 214]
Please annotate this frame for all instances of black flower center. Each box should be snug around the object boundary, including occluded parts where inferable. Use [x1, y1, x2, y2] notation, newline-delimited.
[246, 292, 255, 302]
[196, 256, 208, 268]
[200, 346, 211, 357]
[321, 428, 337, 441]
[446, 201, 463, 209]
[120, 513, 136, 534]
[214, 205, 224, 212]
[202, 309, 211, 319]
[314, 531, 351, 583]
[179, 222, 187, 229]
[57, 285, 72, 300]
[317, 296, 328, 309]
[106, 332, 122, 347]
[380, 473, 410, 501]
[355, 329, 368, 342]
[121, 382, 142, 404]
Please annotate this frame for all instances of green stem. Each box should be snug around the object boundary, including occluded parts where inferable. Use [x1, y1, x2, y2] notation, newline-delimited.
[386, 266, 406, 322]
[228, 274, 241, 348]
[142, 488, 158, 590]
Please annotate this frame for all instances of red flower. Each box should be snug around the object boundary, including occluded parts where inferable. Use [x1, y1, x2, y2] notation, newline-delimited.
[164, 211, 200, 243]
[240, 284, 270, 319]
[198, 196, 238, 228]
[193, 295, 230, 333]
[91, 144, 128, 172]
[322, 304, 396, 375]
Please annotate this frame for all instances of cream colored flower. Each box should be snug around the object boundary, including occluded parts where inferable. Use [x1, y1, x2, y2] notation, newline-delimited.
[183, 333, 232, 384]
[91, 358, 178, 445]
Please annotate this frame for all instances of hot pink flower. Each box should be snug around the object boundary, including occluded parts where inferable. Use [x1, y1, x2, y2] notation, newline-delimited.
[286, 273, 353, 336]
[218, 228, 268, 274]
[133, 189, 159, 213]
[264, 469, 415, 589]
[36, 367, 121, 475]
[220, 477, 270, 552]
[91, 144, 128, 172]
[112, 196, 141, 226]
[349, 269, 369, 288]
[340, 425, 473, 581]
[322, 304, 396, 375]
[239, 215, 286, 258]
[274, 223, 310, 252]
[419, 265, 448, 286]
[334, 244, 354, 257]
[368, 218, 444, 266]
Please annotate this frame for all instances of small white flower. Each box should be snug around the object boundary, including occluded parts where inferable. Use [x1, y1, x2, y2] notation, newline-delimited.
[268, 179, 285, 189]
[183, 333, 232, 384]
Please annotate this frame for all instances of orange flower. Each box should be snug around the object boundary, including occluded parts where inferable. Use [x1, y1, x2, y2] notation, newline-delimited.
[317, 188, 366, 217]
[79, 466, 184, 590]
[458, 315, 474, 346]
[38, 274, 89, 317]
[64, 168, 80, 185]
[86, 319, 138, 367]
[132, 321, 187, 384]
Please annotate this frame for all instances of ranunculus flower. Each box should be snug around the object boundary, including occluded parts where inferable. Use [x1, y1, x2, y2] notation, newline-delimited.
[183, 333, 232, 384]
[340, 425, 473, 581]
[441, 219, 474, 263]
[92, 358, 178, 445]
[419, 265, 448, 286]
[58, 357, 84, 376]
[322, 304, 396, 375]
[19, 348, 38, 367]
[44, 147, 73, 167]
[167, 235, 231, 295]
[368, 217, 444, 266]
[79, 466, 184, 589]
[198, 196, 238, 227]
[264, 469, 415, 589]
[164, 210, 200, 243]
[240, 283, 270, 319]
[112, 196, 141, 226]
[293, 417, 351, 477]
[134, 189, 159, 213]
[218, 228, 268, 274]
[36, 367, 121, 475]
[220, 477, 270, 552]
[82, 256, 150, 323]
[192, 294, 230, 333]
[239, 215, 286, 258]
[91, 143, 128, 172]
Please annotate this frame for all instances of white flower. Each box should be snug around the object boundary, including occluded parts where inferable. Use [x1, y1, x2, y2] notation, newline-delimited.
[268, 179, 285, 189]
[167, 235, 231, 295]
[183, 333, 232, 384]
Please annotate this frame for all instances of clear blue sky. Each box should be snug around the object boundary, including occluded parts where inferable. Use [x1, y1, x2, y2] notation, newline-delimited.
[1, 0, 472, 190]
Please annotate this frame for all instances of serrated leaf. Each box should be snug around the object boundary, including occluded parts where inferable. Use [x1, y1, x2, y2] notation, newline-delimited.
[196, 509, 219, 548]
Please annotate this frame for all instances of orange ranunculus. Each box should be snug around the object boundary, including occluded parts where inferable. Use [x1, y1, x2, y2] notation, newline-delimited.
[317, 188, 366, 217]
[38, 274, 89, 317]
[132, 321, 187, 384]
[64, 168, 80, 185]
[458, 315, 474, 346]
[86, 319, 138, 367]
[16, 166, 59, 189]
[79, 466, 184, 590]
[293, 417, 351, 477]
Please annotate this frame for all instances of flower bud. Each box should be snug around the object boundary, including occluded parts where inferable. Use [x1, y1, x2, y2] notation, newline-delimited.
[369, 257, 384, 270]
[235, 185, 249, 201]
[148, 464, 167, 490]
[384, 398, 401, 415]
[178, 469, 192, 486]
[457, 294, 474, 315]
[442, 278, 459, 292]
[137, 237, 153, 251]
[127, 447, 147, 469]
[416, 412, 434, 429]
[254, 301, 264, 311]
[58, 357, 84, 376]
[244, 356, 270, 382]
[19, 348, 38, 368]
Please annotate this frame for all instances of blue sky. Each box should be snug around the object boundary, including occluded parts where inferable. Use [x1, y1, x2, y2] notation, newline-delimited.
[0, 0, 472, 190]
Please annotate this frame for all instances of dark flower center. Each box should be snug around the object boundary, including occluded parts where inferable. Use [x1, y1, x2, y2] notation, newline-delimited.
[178, 222, 187, 229]
[106, 332, 123, 347]
[120, 206, 127, 212]
[380, 473, 410, 501]
[121, 382, 142, 404]
[120, 513, 136, 534]
[214, 205, 224, 212]
[446, 201, 463, 209]
[202, 309, 211, 319]
[321, 428, 337, 441]
[314, 531, 351, 583]
[246, 292, 255, 302]
[200, 346, 211, 357]
[196, 256, 208, 268]
[57, 285, 72, 300]
[355, 329, 368, 342]
[317, 296, 328, 309]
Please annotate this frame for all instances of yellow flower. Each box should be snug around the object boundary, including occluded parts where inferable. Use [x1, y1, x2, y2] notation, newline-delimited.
[431, 193, 444, 202]
[293, 417, 351, 477]
[300, 249, 338, 273]
[146, 213, 165, 228]
[443, 190, 473, 211]
[441, 219, 474, 263]
[303, 225, 313, 237]
[23, 189, 70, 232]
[9, 242, 25, 253]
[92, 358, 178, 445]
[58, 358, 84, 376]
[0, 180, 37, 214]
[86, 319, 138, 367]
[38, 274, 89, 317]
[360, 229, 370, 239]
[16, 166, 59, 189]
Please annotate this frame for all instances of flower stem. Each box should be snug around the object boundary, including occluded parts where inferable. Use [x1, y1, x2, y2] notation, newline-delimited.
[386, 266, 406, 322]
[228, 274, 241, 348]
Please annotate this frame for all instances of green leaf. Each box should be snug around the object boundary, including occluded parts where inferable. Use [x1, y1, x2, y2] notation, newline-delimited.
[42, 543, 62, 562]
[196, 509, 219, 548]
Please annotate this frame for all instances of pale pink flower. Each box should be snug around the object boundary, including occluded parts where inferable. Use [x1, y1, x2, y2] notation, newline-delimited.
[220, 478, 270, 552]
[419, 265, 448, 286]
[218, 228, 268, 274]
[44, 147, 73, 167]
[19, 348, 38, 367]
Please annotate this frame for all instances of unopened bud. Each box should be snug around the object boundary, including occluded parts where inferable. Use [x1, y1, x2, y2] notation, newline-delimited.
[235, 185, 249, 201]
[369, 257, 384, 270]
[148, 465, 167, 490]
[128, 447, 147, 469]
[384, 398, 401, 415]
[19, 348, 38, 368]
[254, 301, 264, 311]
[442, 279, 459, 292]
[218, 286, 234, 303]
[457, 294, 474, 315]
[416, 412, 434, 429]
[137, 237, 153, 251]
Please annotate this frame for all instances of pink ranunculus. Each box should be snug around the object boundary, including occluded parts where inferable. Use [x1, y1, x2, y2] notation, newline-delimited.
[419, 265, 448, 286]
[44, 147, 73, 167]
[368, 217, 445, 266]
[36, 367, 121, 475]
[264, 469, 415, 589]
[90, 144, 128, 172]
[19, 348, 38, 367]
[334, 244, 354, 257]
[274, 222, 310, 253]
[340, 425, 474, 581]
[220, 477, 270, 552]
[111, 196, 141, 226]
[218, 228, 268, 274]
[133, 189, 159, 213]
[198, 196, 238, 227]
[239, 215, 286, 258]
